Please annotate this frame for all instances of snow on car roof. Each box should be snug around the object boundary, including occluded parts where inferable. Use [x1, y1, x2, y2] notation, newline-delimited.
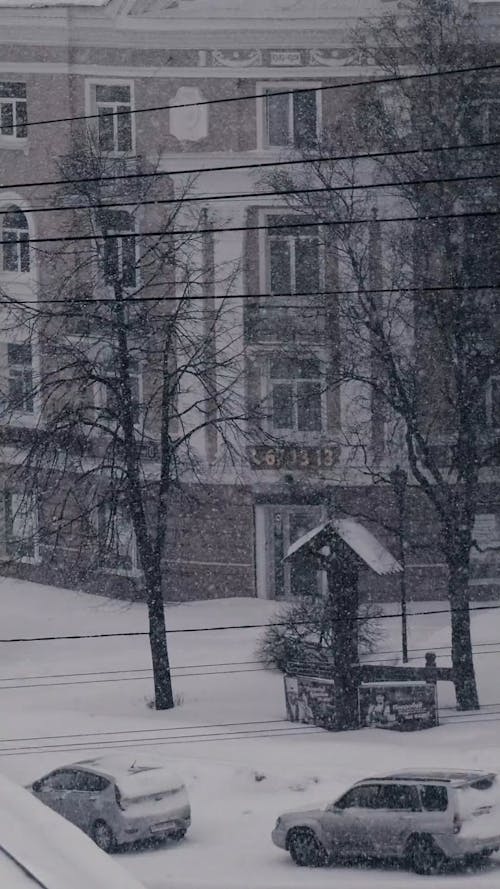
[0, 772, 146, 889]
[76, 754, 184, 798]
[360, 769, 497, 785]
[76, 752, 171, 776]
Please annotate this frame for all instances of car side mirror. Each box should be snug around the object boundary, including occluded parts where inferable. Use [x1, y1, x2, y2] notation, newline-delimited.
[32, 781, 42, 792]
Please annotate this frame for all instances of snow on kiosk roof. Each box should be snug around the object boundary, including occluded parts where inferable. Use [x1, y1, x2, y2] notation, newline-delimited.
[0, 772, 146, 889]
[285, 517, 402, 576]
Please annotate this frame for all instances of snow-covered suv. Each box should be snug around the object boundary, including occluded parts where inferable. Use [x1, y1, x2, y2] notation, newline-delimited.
[272, 769, 500, 874]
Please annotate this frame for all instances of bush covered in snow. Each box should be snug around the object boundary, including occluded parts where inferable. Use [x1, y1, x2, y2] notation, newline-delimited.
[257, 596, 384, 676]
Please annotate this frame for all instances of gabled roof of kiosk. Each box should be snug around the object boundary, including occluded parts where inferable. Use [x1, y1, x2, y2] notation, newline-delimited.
[286, 517, 402, 576]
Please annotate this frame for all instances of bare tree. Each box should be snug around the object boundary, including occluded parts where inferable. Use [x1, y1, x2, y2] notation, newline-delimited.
[265, 0, 499, 709]
[0, 131, 247, 710]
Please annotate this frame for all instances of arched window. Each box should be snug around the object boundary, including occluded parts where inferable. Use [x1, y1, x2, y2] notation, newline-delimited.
[2, 207, 29, 272]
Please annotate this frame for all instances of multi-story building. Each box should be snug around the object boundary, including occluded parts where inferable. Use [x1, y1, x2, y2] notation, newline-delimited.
[0, 0, 499, 603]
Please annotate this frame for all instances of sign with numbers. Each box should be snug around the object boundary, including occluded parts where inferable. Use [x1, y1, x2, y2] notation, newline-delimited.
[247, 444, 339, 470]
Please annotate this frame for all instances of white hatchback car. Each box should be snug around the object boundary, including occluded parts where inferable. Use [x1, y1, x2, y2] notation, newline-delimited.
[272, 769, 500, 874]
[0, 771, 146, 889]
[30, 754, 191, 852]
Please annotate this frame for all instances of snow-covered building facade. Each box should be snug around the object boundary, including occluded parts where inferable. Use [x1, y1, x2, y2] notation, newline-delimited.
[0, 0, 499, 602]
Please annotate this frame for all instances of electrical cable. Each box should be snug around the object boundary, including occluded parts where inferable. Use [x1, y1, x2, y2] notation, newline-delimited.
[2, 602, 500, 643]
[4, 651, 500, 691]
[0, 718, 287, 746]
[2, 711, 500, 758]
[0, 666, 267, 691]
[1, 171, 498, 219]
[3, 282, 498, 309]
[0, 659, 262, 683]
[18, 62, 500, 130]
[2, 138, 498, 194]
[0, 726, 323, 757]
[1, 207, 498, 248]
[361, 639, 500, 658]
[2, 644, 499, 683]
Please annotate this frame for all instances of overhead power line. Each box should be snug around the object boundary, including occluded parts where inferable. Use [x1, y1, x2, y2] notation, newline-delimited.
[2, 602, 499, 643]
[5, 282, 498, 309]
[19, 62, 500, 130]
[0, 659, 261, 683]
[2, 710, 500, 758]
[5, 643, 500, 685]
[4, 649, 500, 692]
[1, 139, 498, 195]
[1, 171, 498, 219]
[0, 666, 267, 691]
[0, 718, 286, 746]
[0, 726, 323, 757]
[1, 208, 498, 249]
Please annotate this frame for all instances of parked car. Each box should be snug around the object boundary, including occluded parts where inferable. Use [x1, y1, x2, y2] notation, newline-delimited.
[272, 769, 500, 874]
[29, 754, 191, 852]
[0, 771, 147, 889]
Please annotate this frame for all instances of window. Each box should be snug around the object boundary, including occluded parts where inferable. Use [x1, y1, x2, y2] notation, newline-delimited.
[2, 207, 29, 273]
[98, 501, 138, 574]
[268, 226, 321, 298]
[7, 343, 34, 413]
[0, 82, 27, 139]
[420, 785, 448, 812]
[42, 770, 80, 792]
[264, 86, 318, 147]
[94, 83, 133, 153]
[486, 377, 500, 430]
[72, 772, 109, 793]
[377, 784, 421, 812]
[269, 355, 323, 433]
[469, 100, 500, 142]
[100, 210, 137, 289]
[4, 492, 38, 561]
[334, 785, 381, 810]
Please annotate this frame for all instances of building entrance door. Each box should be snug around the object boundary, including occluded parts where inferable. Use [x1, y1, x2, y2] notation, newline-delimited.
[255, 504, 326, 599]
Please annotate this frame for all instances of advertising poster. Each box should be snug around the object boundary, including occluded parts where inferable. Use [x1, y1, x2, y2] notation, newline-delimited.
[284, 674, 336, 729]
[359, 682, 438, 732]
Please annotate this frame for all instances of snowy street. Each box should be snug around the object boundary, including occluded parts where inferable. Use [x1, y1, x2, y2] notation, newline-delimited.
[1, 579, 499, 888]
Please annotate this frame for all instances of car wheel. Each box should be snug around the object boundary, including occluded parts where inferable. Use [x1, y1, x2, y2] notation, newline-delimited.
[171, 828, 187, 841]
[405, 835, 446, 875]
[91, 820, 116, 853]
[465, 850, 493, 867]
[287, 827, 328, 867]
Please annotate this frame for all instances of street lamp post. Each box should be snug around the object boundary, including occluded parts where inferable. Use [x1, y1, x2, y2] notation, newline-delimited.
[390, 465, 409, 664]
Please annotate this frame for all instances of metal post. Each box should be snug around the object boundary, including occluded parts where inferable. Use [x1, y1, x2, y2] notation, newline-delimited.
[390, 466, 408, 664]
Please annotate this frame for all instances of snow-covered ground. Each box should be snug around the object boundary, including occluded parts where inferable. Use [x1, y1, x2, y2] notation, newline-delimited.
[0, 577, 499, 888]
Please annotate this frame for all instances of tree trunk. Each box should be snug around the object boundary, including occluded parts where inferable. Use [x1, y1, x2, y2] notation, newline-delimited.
[328, 551, 360, 731]
[147, 580, 174, 710]
[448, 563, 479, 711]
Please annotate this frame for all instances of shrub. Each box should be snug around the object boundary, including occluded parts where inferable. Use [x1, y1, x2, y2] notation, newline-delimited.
[257, 595, 384, 676]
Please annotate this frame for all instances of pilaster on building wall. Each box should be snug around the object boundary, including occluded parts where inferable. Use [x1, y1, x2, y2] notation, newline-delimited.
[0, 0, 499, 602]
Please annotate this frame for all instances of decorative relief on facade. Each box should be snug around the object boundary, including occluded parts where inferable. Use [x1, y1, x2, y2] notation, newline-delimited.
[128, 0, 184, 14]
[211, 49, 263, 67]
[270, 50, 302, 66]
[169, 86, 208, 142]
[308, 49, 344, 66]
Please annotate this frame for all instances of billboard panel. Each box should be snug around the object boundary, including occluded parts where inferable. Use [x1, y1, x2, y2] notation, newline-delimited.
[359, 682, 438, 731]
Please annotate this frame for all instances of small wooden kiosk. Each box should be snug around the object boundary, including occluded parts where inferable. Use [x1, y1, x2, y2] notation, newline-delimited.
[285, 517, 402, 731]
